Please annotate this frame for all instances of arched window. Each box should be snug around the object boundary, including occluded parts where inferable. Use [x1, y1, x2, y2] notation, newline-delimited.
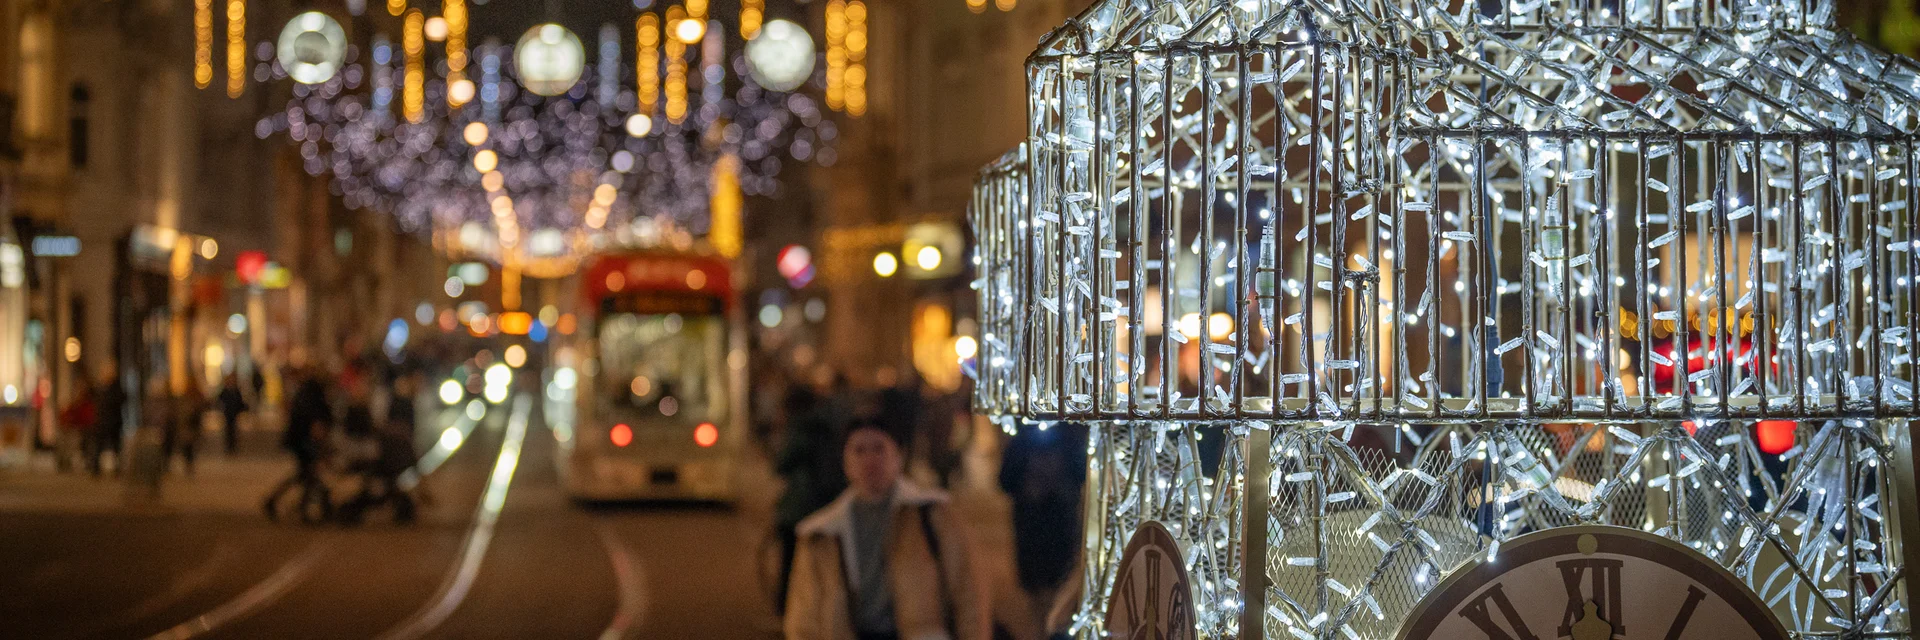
[68, 84, 89, 167]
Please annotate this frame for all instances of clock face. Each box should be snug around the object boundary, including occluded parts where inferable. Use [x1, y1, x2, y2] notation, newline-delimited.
[1105, 522, 1196, 640]
[1397, 525, 1789, 640]
[745, 20, 816, 92]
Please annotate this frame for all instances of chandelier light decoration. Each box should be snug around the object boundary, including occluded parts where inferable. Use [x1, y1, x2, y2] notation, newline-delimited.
[250, 3, 832, 266]
[972, 0, 1920, 638]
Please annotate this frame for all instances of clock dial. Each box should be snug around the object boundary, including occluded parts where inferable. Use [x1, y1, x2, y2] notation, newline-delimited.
[1106, 521, 1196, 640]
[1398, 525, 1789, 640]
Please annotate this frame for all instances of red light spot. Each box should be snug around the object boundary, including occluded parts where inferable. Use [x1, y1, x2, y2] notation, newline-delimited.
[693, 422, 718, 448]
[1757, 420, 1795, 455]
[610, 423, 633, 447]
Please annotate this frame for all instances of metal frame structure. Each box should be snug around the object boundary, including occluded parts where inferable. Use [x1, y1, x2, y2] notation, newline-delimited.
[970, 0, 1920, 637]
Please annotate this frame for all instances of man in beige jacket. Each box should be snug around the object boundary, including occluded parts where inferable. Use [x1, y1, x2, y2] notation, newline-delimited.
[785, 423, 987, 640]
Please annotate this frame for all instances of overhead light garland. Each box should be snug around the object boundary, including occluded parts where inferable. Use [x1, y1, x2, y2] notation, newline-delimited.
[254, 13, 833, 265]
[225, 0, 246, 97]
[195, 0, 214, 88]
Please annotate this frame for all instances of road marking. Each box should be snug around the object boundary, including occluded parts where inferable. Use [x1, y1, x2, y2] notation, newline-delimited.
[144, 539, 334, 640]
[376, 394, 532, 640]
[595, 522, 649, 640]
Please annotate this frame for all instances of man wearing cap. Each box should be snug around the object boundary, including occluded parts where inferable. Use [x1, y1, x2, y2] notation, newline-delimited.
[785, 422, 986, 640]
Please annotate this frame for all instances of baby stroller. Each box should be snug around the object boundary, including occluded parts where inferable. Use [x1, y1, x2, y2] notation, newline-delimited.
[335, 408, 418, 526]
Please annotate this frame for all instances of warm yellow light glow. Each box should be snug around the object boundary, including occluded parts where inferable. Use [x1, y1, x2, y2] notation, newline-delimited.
[463, 122, 489, 146]
[593, 183, 618, 205]
[1178, 312, 1202, 340]
[996, 0, 1016, 10]
[504, 344, 527, 368]
[403, 10, 425, 123]
[686, 270, 708, 290]
[449, 78, 475, 105]
[439, 379, 464, 404]
[199, 238, 219, 260]
[672, 18, 705, 44]
[844, 0, 867, 116]
[424, 16, 448, 41]
[473, 149, 498, 172]
[916, 245, 942, 271]
[741, 0, 764, 39]
[445, 0, 467, 72]
[481, 171, 504, 192]
[388, 0, 406, 16]
[873, 252, 898, 278]
[1208, 312, 1234, 341]
[636, 13, 660, 117]
[966, 0, 987, 13]
[195, 0, 214, 88]
[630, 376, 651, 397]
[226, 0, 246, 98]
[63, 337, 81, 363]
[664, 8, 689, 124]
[824, 0, 846, 111]
[954, 335, 977, 360]
[686, 0, 708, 19]
[709, 155, 743, 259]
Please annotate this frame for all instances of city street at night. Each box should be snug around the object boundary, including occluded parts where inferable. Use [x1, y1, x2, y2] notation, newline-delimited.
[0, 397, 784, 639]
[5, 0, 1920, 638]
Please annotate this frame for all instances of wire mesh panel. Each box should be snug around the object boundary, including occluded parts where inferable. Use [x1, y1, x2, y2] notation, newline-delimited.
[969, 0, 1919, 638]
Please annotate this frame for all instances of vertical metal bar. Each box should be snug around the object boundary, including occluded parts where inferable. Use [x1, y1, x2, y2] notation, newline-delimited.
[1793, 139, 1810, 414]
[1522, 141, 1539, 414]
[1305, 42, 1324, 417]
[1160, 47, 1176, 421]
[1233, 46, 1252, 419]
[1092, 56, 1108, 416]
[1241, 424, 1271, 640]
[1129, 61, 1147, 419]
[1199, 46, 1217, 418]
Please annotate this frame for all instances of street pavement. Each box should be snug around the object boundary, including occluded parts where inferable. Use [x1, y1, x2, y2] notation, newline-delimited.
[0, 394, 794, 640]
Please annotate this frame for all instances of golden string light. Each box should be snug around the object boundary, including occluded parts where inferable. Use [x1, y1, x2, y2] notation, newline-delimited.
[966, 0, 987, 14]
[995, 0, 1016, 11]
[824, 0, 846, 111]
[194, 0, 213, 88]
[845, 0, 866, 116]
[664, 6, 689, 124]
[636, 13, 659, 116]
[741, 0, 763, 39]
[445, 0, 469, 107]
[686, 0, 708, 21]
[225, 0, 245, 97]
[388, 0, 405, 17]
[403, 10, 425, 123]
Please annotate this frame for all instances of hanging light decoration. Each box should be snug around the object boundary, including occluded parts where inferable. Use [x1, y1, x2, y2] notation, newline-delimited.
[445, 0, 469, 107]
[254, 13, 835, 260]
[402, 9, 425, 122]
[745, 19, 813, 92]
[824, 0, 845, 111]
[740, 0, 763, 40]
[843, 0, 865, 117]
[635, 12, 660, 134]
[514, 23, 585, 97]
[195, 0, 214, 88]
[387, 0, 404, 17]
[664, 6, 689, 124]
[275, 11, 346, 85]
[225, 0, 246, 97]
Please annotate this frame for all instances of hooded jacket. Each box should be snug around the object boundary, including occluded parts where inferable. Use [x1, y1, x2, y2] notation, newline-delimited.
[784, 479, 987, 640]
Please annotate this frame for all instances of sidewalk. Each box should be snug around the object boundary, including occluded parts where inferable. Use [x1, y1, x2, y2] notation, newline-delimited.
[0, 431, 293, 517]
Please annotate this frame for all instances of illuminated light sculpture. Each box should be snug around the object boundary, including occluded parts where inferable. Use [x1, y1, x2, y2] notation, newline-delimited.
[971, 0, 1920, 638]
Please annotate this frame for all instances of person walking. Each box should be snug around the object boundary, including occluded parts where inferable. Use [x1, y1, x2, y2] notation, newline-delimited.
[217, 374, 248, 455]
[784, 423, 986, 640]
[90, 369, 127, 477]
[262, 365, 333, 521]
[56, 376, 97, 473]
[167, 382, 207, 476]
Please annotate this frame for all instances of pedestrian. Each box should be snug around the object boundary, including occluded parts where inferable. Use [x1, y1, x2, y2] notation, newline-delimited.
[773, 381, 844, 614]
[56, 375, 97, 473]
[90, 368, 126, 477]
[996, 423, 1087, 640]
[262, 365, 333, 521]
[217, 373, 248, 455]
[784, 422, 986, 640]
[167, 381, 207, 476]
